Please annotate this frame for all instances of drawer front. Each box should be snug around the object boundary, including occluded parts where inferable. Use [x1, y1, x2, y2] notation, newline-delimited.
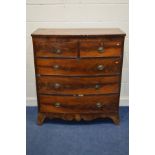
[36, 58, 121, 76]
[80, 39, 122, 57]
[37, 76, 120, 95]
[39, 94, 119, 113]
[33, 38, 78, 57]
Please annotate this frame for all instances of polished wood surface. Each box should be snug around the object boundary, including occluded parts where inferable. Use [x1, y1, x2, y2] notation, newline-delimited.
[37, 76, 120, 95]
[39, 94, 119, 113]
[32, 28, 126, 36]
[33, 38, 78, 57]
[36, 58, 121, 76]
[80, 39, 122, 57]
[31, 28, 126, 125]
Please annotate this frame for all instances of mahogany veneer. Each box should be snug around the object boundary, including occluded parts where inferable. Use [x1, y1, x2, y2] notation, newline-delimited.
[31, 28, 126, 125]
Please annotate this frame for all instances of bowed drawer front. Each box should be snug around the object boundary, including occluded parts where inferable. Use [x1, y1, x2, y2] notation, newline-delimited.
[31, 28, 126, 125]
[39, 94, 119, 114]
[37, 76, 120, 95]
[36, 58, 121, 76]
[33, 38, 78, 58]
[80, 38, 123, 57]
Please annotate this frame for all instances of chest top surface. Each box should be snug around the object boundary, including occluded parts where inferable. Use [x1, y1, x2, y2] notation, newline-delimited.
[31, 28, 126, 36]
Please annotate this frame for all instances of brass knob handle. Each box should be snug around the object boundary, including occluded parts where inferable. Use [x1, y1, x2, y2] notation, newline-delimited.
[54, 83, 61, 89]
[97, 65, 104, 71]
[53, 64, 60, 69]
[116, 42, 120, 46]
[53, 102, 61, 107]
[98, 46, 104, 53]
[96, 102, 102, 108]
[52, 49, 62, 54]
[78, 94, 84, 97]
[95, 84, 101, 89]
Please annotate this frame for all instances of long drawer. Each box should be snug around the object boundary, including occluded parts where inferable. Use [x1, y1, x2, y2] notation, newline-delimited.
[36, 58, 121, 76]
[39, 94, 119, 113]
[37, 76, 120, 95]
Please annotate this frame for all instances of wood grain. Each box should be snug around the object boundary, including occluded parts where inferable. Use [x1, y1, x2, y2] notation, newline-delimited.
[36, 58, 121, 76]
[37, 112, 120, 125]
[80, 38, 122, 57]
[39, 94, 119, 113]
[31, 28, 126, 125]
[33, 37, 78, 57]
[37, 76, 120, 95]
[32, 28, 126, 36]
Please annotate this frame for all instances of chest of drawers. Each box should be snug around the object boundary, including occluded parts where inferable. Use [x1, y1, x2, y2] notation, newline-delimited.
[31, 28, 126, 125]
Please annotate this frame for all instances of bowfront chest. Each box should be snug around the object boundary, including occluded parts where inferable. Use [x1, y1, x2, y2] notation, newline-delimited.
[31, 28, 126, 125]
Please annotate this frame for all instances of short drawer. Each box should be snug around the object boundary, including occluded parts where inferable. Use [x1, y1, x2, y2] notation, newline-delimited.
[80, 38, 122, 57]
[39, 94, 119, 113]
[37, 76, 120, 95]
[36, 58, 121, 76]
[33, 38, 78, 57]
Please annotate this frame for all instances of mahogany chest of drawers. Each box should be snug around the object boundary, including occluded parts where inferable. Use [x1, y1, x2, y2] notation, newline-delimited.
[31, 28, 126, 125]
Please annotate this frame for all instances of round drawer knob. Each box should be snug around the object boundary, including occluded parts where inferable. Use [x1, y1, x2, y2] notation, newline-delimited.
[116, 43, 120, 46]
[98, 46, 104, 53]
[54, 83, 61, 89]
[52, 49, 62, 54]
[97, 65, 104, 71]
[78, 94, 84, 97]
[96, 102, 102, 108]
[115, 61, 119, 64]
[95, 84, 101, 89]
[53, 64, 60, 69]
[53, 102, 61, 107]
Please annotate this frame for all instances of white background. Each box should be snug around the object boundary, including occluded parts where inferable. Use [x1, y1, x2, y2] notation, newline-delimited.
[26, 0, 129, 106]
[0, 0, 155, 155]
